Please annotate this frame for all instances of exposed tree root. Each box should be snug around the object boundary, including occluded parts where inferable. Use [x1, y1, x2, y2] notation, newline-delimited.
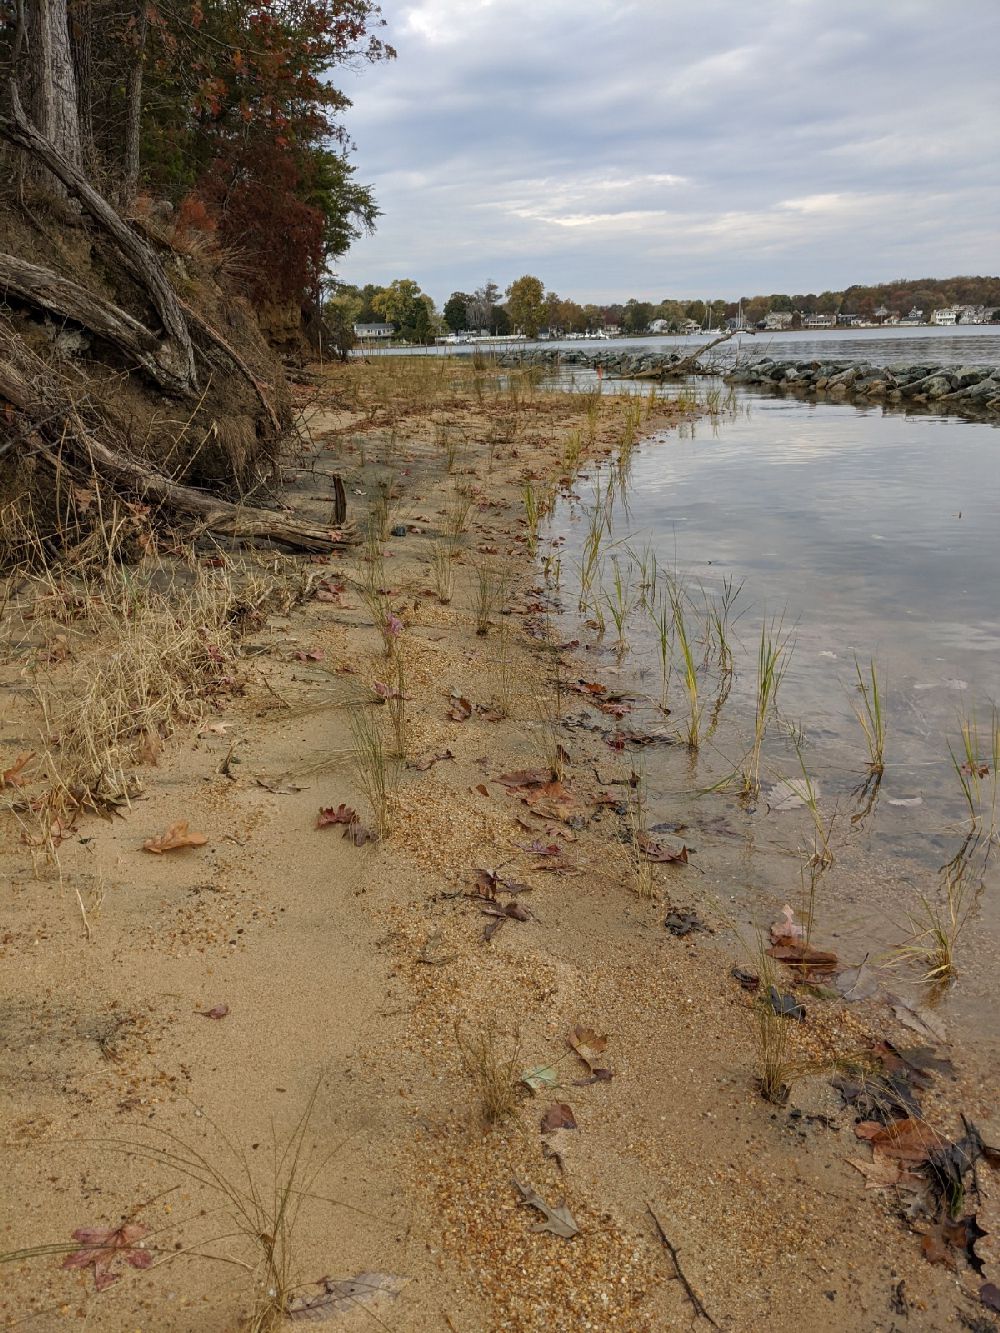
[0, 334, 350, 553]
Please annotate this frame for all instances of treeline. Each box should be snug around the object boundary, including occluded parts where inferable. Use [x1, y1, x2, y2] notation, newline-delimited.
[1, 1, 393, 319]
[334, 273, 1000, 341]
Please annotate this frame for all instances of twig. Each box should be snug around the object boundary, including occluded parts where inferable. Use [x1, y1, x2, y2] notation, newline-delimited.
[646, 1204, 719, 1329]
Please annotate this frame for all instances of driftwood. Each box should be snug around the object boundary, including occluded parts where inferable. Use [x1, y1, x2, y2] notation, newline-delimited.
[0, 349, 349, 552]
[631, 328, 740, 380]
[0, 87, 197, 392]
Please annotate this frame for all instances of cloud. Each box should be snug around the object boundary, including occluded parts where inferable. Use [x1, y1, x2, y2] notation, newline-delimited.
[334, 0, 1000, 303]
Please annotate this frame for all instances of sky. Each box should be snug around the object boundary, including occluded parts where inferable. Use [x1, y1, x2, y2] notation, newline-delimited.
[335, 0, 1000, 306]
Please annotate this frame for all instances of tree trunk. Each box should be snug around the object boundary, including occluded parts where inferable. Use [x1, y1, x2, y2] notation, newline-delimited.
[24, 0, 83, 187]
[122, 1, 148, 207]
[0, 95, 198, 392]
[69, 0, 97, 172]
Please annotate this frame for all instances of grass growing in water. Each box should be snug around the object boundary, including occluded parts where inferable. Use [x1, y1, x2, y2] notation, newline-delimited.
[852, 656, 887, 775]
[743, 618, 790, 795]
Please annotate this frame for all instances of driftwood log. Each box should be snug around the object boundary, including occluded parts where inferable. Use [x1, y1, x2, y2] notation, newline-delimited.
[631, 329, 740, 380]
[0, 341, 349, 553]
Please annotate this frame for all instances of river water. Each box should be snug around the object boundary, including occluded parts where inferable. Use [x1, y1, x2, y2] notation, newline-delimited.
[538, 327, 1000, 1056]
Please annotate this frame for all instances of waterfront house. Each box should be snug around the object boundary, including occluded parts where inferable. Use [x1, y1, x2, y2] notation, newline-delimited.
[931, 307, 959, 325]
[802, 313, 837, 329]
[353, 322, 395, 339]
[764, 311, 793, 331]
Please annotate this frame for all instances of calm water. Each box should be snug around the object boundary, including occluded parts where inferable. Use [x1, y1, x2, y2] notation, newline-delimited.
[368, 323, 1000, 368]
[545, 375, 1000, 1052]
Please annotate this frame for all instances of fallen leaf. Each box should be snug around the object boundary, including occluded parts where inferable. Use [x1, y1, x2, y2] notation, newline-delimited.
[855, 1117, 942, 1165]
[521, 1065, 559, 1093]
[293, 648, 325, 662]
[142, 820, 208, 854]
[541, 1103, 577, 1133]
[316, 804, 358, 828]
[768, 987, 806, 1020]
[847, 1156, 922, 1190]
[1, 751, 35, 788]
[981, 1283, 1000, 1313]
[766, 778, 820, 811]
[569, 1025, 608, 1074]
[524, 781, 583, 823]
[412, 750, 455, 771]
[771, 903, 806, 944]
[286, 1272, 405, 1322]
[891, 998, 947, 1043]
[62, 1221, 152, 1291]
[343, 822, 374, 846]
[198, 1004, 229, 1020]
[664, 910, 707, 937]
[447, 696, 473, 721]
[834, 961, 880, 1001]
[512, 1178, 579, 1239]
[637, 831, 689, 863]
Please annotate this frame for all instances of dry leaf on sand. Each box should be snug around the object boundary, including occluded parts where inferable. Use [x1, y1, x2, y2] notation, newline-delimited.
[286, 1272, 405, 1322]
[62, 1221, 152, 1291]
[569, 1025, 611, 1078]
[1, 751, 35, 788]
[512, 1178, 579, 1239]
[142, 820, 208, 854]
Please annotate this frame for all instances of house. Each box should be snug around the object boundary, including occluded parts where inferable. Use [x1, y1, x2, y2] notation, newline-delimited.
[680, 318, 701, 334]
[802, 313, 837, 329]
[837, 313, 864, 326]
[763, 311, 793, 331]
[648, 319, 670, 334]
[898, 307, 924, 325]
[931, 307, 959, 326]
[353, 322, 394, 339]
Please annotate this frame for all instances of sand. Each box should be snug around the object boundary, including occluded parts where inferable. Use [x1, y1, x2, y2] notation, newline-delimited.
[1, 358, 995, 1331]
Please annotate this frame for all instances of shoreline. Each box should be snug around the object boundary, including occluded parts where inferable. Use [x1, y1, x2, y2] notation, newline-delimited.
[1, 357, 995, 1330]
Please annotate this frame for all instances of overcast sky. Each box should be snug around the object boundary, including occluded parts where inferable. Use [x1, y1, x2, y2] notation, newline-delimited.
[335, 0, 1000, 306]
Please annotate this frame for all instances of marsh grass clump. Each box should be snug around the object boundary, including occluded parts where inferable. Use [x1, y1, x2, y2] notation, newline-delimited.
[456, 1020, 521, 1127]
[650, 593, 674, 713]
[742, 618, 791, 795]
[444, 487, 474, 546]
[602, 555, 634, 657]
[522, 481, 540, 556]
[852, 656, 887, 775]
[950, 708, 1000, 837]
[491, 620, 517, 718]
[350, 706, 399, 840]
[473, 560, 508, 637]
[625, 777, 656, 899]
[897, 867, 973, 986]
[431, 537, 455, 604]
[32, 569, 250, 816]
[385, 644, 408, 759]
[671, 588, 702, 750]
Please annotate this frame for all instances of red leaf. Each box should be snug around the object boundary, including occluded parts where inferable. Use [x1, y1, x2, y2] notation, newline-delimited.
[317, 804, 357, 828]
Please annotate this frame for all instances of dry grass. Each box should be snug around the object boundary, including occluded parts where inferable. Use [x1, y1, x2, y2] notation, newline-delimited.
[431, 538, 455, 605]
[456, 1020, 522, 1127]
[28, 566, 269, 819]
[350, 705, 398, 840]
[472, 559, 509, 637]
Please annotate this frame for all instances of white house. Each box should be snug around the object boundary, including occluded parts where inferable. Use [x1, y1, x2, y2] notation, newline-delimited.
[763, 311, 793, 331]
[802, 313, 837, 328]
[931, 307, 959, 326]
[353, 322, 394, 339]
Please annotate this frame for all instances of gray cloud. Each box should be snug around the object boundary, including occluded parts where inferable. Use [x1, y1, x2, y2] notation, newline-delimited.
[335, 0, 1000, 304]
